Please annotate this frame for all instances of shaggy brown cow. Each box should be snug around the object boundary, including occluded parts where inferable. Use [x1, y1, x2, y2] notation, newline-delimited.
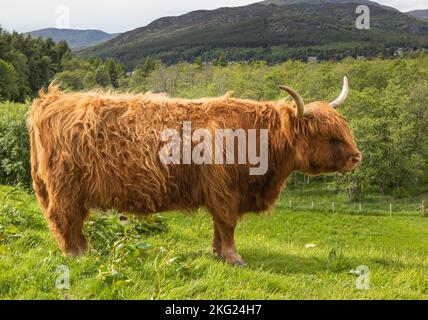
[28, 77, 360, 266]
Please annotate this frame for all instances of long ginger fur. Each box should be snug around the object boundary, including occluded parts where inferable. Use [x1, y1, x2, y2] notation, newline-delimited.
[28, 84, 359, 258]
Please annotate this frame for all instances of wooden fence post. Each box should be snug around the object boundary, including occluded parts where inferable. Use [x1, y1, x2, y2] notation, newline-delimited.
[389, 203, 392, 216]
[332, 202, 335, 214]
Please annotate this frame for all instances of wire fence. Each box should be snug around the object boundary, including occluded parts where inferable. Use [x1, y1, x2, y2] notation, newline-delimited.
[279, 199, 427, 217]
[1, 183, 427, 218]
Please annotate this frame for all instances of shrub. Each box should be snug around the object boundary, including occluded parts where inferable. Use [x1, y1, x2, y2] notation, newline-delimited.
[0, 103, 31, 188]
[0, 59, 18, 101]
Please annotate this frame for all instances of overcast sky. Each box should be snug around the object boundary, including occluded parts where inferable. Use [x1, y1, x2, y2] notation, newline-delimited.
[1, 0, 427, 34]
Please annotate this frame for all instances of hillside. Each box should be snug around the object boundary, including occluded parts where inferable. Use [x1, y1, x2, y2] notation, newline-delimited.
[261, 0, 374, 5]
[81, 2, 428, 69]
[262, 0, 398, 11]
[407, 9, 428, 21]
[26, 28, 119, 50]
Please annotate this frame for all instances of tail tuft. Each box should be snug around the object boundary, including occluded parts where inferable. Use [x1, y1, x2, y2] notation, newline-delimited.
[33, 82, 63, 110]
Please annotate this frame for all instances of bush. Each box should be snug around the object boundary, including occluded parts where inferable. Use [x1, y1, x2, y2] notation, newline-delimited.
[0, 59, 18, 101]
[0, 103, 31, 188]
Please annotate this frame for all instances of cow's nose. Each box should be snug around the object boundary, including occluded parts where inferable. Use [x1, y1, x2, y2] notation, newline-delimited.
[350, 153, 362, 165]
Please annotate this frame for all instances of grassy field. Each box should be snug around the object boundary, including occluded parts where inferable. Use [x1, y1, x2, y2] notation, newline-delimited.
[0, 184, 427, 300]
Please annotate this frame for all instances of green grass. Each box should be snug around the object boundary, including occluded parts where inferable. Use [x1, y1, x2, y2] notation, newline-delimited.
[0, 184, 427, 300]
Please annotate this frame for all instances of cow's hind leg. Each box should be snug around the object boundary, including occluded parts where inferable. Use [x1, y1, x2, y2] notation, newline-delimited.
[215, 218, 245, 266]
[212, 220, 222, 257]
[46, 199, 89, 257]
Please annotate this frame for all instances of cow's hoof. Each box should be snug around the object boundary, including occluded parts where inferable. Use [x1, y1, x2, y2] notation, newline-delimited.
[62, 239, 88, 257]
[63, 247, 85, 257]
[224, 254, 246, 267]
[232, 260, 247, 267]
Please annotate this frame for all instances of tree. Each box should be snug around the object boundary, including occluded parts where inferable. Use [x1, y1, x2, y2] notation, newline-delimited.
[141, 58, 156, 77]
[214, 51, 228, 67]
[83, 72, 97, 89]
[8, 50, 30, 102]
[56, 70, 87, 91]
[95, 65, 111, 87]
[105, 58, 119, 88]
[0, 59, 18, 101]
[0, 28, 71, 101]
[195, 57, 202, 68]
[129, 66, 145, 91]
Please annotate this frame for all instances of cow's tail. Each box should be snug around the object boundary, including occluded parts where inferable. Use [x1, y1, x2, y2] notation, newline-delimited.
[27, 88, 53, 212]
[30, 129, 49, 211]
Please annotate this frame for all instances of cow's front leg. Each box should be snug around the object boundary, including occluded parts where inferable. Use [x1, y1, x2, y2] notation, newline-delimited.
[212, 220, 223, 258]
[216, 219, 245, 266]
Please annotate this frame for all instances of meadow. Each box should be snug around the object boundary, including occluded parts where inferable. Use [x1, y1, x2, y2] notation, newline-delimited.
[1, 183, 427, 300]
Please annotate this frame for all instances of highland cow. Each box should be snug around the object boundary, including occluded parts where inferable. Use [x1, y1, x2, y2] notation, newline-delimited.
[28, 77, 360, 266]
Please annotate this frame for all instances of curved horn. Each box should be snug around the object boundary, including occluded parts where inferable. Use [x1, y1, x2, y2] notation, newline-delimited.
[278, 85, 306, 118]
[329, 76, 349, 108]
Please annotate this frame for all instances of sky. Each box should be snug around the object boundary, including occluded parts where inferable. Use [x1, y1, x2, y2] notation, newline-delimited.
[0, 0, 427, 34]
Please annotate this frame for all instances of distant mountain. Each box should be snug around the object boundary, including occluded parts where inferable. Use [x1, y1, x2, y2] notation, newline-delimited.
[261, 0, 373, 5]
[407, 10, 428, 21]
[26, 28, 119, 50]
[81, 2, 428, 69]
[261, 0, 399, 12]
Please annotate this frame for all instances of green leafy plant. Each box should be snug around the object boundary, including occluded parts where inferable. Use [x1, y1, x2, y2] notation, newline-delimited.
[0, 103, 31, 188]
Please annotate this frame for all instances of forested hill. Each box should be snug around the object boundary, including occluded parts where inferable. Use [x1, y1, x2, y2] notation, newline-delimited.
[261, 0, 374, 5]
[407, 9, 428, 21]
[81, 1, 428, 69]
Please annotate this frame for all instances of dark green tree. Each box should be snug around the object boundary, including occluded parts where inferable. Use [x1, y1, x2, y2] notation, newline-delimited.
[105, 58, 119, 88]
[0, 59, 18, 101]
[141, 58, 156, 77]
[214, 51, 228, 67]
[95, 65, 111, 87]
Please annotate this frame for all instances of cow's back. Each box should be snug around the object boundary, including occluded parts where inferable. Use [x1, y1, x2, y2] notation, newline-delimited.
[29, 86, 284, 219]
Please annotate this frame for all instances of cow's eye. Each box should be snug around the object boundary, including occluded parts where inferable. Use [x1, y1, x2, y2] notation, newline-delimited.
[330, 139, 341, 145]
